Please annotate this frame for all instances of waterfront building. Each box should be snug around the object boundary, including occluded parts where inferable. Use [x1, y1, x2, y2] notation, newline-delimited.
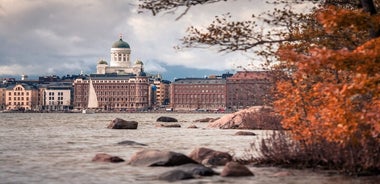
[226, 71, 273, 110]
[73, 74, 150, 111]
[5, 83, 38, 111]
[170, 77, 227, 111]
[0, 85, 6, 110]
[153, 78, 171, 106]
[38, 83, 72, 111]
[73, 36, 151, 111]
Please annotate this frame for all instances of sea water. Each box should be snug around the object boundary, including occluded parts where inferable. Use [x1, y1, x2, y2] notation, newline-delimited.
[0, 113, 378, 183]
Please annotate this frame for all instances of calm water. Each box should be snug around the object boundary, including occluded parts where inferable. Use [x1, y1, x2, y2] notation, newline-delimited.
[0, 113, 378, 184]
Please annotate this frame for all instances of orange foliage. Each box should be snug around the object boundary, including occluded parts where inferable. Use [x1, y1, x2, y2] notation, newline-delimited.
[275, 6, 380, 147]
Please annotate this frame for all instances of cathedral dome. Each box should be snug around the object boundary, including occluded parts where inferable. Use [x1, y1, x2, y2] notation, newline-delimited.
[135, 60, 143, 65]
[112, 37, 130, 49]
[98, 60, 108, 65]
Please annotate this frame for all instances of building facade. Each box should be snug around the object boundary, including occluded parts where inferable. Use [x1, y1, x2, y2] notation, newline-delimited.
[39, 86, 72, 111]
[73, 74, 150, 111]
[170, 78, 227, 111]
[0, 85, 6, 110]
[5, 83, 38, 111]
[153, 79, 171, 106]
[226, 71, 273, 110]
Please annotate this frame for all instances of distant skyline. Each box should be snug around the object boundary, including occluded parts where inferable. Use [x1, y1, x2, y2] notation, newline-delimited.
[0, 0, 310, 80]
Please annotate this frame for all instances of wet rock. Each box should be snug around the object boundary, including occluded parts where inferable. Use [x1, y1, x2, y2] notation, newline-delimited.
[156, 123, 181, 128]
[107, 118, 138, 129]
[158, 170, 194, 182]
[208, 106, 282, 130]
[221, 162, 254, 177]
[193, 117, 219, 123]
[187, 124, 198, 129]
[128, 149, 198, 167]
[156, 116, 178, 122]
[158, 163, 217, 182]
[234, 131, 256, 136]
[92, 153, 125, 163]
[189, 147, 232, 166]
[117, 140, 147, 146]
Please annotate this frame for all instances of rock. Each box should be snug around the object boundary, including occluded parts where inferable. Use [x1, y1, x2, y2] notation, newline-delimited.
[188, 147, 232, 166]
[156, 123, 181, 128]
[117, 140, 147, 146]
[234, 131, 256, 136]
[208, 106, 282, 130]
[187, 124, 198, 128]
[193, 117, 219, 123]
[92, 153, 125, 163]
[128, 149, 198, 167]
[107, 118, 138, 129]
[156, 116, 178, 122]
[220, 162, 254, 177]
[158, 163, 217, 182]
[158, 170, 194, 182]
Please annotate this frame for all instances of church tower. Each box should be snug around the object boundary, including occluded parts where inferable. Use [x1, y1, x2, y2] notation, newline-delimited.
[110, 35, 131, 67]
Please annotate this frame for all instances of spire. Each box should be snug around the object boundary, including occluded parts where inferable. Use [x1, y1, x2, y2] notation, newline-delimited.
[119, 33, 123, 40]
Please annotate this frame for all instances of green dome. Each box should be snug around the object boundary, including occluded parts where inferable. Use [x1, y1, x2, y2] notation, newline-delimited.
[98, 60, 108, 64]
[135, 60, 143, 65]
[112, 38, 130, 49]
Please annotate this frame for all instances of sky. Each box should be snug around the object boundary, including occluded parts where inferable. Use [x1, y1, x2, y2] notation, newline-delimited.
[0, 0, 309, 81]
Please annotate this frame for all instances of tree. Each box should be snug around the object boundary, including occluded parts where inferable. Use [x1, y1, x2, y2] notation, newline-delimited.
[139, 0, 380, 172]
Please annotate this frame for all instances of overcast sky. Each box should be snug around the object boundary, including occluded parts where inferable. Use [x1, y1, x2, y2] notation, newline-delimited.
[0, 0, 310, 80]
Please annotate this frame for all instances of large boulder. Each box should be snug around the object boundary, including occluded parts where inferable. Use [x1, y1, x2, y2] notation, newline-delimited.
[188, 147, 232, 166]
[158, 163, 217, 182]
[107, 118, 138, 129]
[92, 153, 125, 163]
[156, 116, 178, 122]
[128, 149, 198, 167]
[220, 162, 254, 177]
[208, 106, 282, 130]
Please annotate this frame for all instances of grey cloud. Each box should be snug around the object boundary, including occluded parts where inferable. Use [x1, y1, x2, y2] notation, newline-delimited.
[0, 0, 279, 78]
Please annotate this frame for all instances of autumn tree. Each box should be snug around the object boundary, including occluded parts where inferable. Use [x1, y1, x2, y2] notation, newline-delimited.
[138, 0, 380, 173]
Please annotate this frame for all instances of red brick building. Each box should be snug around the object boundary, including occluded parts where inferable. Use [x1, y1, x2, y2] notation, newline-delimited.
[73, 74, 151, 111]
[170, 78, 227, 111]
[226, 71, 273, 110]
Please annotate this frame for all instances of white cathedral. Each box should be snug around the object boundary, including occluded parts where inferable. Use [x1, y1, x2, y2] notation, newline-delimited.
[96, 35, 144, 75]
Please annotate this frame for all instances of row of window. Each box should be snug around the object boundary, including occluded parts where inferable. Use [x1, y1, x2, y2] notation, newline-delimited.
[8, 102, 29, 105]
[48, 101, 64, 105]
[89, 79, 147, 83]
[176, 85, 225, 89]
[93, 85, 147, 89]
[8, 92, 30, 96]
[81, 97, 147, 102]
[47, 92, 65, 96]
[48, 96, 64, 100]
[8, 97, 30, 101]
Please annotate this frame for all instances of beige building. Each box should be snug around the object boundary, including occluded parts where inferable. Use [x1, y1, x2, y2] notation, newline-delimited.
[0, 86, 6, 110]
[5, 83, 38, 111]
[39, 86, 72, 111]
[153, 79, 171, 106]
